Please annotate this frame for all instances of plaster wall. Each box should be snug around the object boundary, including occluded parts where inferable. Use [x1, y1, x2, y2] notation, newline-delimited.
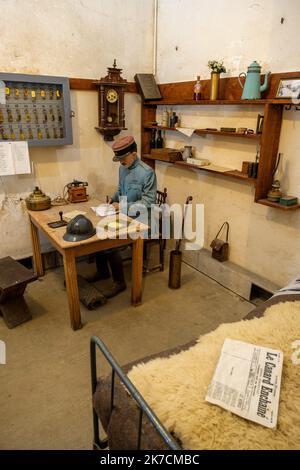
[155, 0, 300, 286]
[0, 0, 153, 258]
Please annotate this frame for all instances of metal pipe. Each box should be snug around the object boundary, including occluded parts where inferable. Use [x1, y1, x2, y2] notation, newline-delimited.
[153, 0, 158, 77]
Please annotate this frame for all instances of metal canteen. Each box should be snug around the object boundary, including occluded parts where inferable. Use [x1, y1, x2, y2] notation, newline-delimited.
[238, 61, 270, 100]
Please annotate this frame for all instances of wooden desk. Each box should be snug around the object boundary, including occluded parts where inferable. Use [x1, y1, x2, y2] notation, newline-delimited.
[28, 200, 145, 330]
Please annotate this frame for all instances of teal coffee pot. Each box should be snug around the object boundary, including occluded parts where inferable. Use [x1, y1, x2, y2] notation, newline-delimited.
[238, 61, 270, 100]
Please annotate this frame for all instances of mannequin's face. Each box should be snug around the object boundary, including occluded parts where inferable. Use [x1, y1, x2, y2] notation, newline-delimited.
[120, 152, 137, 168]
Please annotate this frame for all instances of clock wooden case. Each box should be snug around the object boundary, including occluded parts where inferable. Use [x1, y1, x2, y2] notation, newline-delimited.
[94, 60, 127, 141]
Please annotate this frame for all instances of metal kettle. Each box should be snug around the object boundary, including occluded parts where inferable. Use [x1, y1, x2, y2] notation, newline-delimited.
[238, 61, 270, 100]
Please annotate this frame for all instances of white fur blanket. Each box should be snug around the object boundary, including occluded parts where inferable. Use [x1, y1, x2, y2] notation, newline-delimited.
[128, 302, 300, 450]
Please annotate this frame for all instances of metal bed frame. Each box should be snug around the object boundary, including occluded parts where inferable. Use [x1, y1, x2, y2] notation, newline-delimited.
[90, 335, 181, 450]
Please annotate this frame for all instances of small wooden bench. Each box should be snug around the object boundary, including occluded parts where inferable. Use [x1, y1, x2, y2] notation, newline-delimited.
[0, 257, 37, 328]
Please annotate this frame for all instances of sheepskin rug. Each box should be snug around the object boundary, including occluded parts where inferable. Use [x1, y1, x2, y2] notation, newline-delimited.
[128, 302, 300, 450]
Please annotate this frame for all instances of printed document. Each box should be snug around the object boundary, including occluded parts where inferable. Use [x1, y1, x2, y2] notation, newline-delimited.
[0, 141, 31, 176]
[0, 80, 5, 105]
[206, 339, 283, 428]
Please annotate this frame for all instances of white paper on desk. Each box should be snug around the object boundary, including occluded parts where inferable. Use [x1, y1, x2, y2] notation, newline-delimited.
[176, 127, 195, 138]
[91, 203, 116, 217]
[205, 339, 283, 429]
[63, 210, 87, 221]
[0, 141, 31, 176]
[0, 80, 6, 104]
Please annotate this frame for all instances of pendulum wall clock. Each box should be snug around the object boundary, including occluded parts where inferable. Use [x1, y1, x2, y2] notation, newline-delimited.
[94, 60, 127, 141]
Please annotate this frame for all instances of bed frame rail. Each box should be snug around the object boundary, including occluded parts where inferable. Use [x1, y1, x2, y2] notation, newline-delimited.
[90, 335, 181, 450]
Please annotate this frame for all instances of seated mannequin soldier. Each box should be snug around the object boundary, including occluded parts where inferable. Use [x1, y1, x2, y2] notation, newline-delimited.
[88, 135, 157, 299]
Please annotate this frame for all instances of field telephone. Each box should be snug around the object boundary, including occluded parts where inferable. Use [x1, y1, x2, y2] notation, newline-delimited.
[66, 180, 89, 203]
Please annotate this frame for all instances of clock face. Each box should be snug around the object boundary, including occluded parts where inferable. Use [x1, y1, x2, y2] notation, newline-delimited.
[106, 89, 118, 103]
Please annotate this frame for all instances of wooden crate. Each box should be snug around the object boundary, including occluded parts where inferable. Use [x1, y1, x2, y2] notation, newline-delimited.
[150, 148, 183, 162]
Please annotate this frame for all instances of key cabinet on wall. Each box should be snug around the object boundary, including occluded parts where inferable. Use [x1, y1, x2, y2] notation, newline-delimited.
[0, 72, 73, 147]
[140, 72, 300, 211]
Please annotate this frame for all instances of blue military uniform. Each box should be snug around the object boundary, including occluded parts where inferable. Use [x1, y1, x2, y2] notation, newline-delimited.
[89, 138, 157, 298]
[111, 157, 157, 209]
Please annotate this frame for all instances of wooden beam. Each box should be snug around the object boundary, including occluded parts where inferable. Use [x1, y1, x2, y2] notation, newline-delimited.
[69, 77, 138, 93]
[69, 71, 300, 99]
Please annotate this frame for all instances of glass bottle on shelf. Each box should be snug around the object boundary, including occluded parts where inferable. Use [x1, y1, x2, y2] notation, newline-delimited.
[193, 76, 201, 101]
[168, 108, 173, 127]
[150, 129, 156, 149]
[156, 129, 163, 148]
[162, 108, 168, 127]
[170, 111, 178, 128]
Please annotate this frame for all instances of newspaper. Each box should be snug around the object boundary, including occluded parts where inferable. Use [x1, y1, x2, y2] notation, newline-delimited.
[205, 339, 283, 428]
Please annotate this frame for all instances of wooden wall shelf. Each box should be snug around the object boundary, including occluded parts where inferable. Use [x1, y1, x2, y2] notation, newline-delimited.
[144, 124, 260, 140]
[143, 154, 256, 184]
[145, 99, 294, 106]
[257, 199, 300, 211]
[175, 161, 256, 183]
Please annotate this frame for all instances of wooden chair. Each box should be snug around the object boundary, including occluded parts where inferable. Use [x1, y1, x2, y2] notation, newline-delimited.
[143, 187, 168, 272]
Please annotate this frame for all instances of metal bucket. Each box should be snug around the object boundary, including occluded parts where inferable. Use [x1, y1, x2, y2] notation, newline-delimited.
[168, 250, 182, 289]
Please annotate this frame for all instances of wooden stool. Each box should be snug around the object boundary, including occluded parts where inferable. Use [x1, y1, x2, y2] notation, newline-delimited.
[0, 257, 37, 328]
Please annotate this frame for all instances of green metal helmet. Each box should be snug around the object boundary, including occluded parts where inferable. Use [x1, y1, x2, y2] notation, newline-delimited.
[63, 215, 96, 242]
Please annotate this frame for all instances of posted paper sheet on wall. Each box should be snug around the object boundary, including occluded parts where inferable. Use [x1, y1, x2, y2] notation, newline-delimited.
[0, 80, 5, 105]
[0, 141, 31, 176]
[205, 338, 283, 428]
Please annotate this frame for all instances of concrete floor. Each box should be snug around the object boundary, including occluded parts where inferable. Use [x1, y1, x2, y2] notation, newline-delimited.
[0, 256, 254, 449]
